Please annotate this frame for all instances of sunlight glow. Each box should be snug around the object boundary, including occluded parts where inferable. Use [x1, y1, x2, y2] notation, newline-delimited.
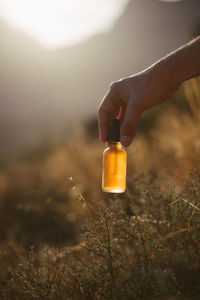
[0, 0, 129, 49]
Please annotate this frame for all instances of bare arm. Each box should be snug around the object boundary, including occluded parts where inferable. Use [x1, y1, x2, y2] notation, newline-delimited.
[98, 36, 200, 147]
[163, 36, 200, 85]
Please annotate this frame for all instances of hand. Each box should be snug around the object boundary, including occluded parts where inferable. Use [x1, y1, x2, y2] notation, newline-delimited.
[98, 66, 179, 147]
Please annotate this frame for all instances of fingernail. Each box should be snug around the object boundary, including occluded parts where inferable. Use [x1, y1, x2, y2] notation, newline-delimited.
[121, 136, 130, 146]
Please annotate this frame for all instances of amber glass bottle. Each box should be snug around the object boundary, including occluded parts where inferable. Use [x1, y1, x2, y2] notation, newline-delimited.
[102, 119, 127, 193]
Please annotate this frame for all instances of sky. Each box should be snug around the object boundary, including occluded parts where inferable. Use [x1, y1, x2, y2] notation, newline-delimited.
[0, 0, 130, 49]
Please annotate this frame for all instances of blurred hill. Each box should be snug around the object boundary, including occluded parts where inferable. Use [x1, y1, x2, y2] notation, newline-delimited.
[0, 0, 200, 157]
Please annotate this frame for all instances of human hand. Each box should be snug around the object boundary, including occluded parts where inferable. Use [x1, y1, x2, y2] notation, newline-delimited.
[98, 66, 179, 147]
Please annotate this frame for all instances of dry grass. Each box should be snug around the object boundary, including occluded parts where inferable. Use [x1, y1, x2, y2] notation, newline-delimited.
[0, 78, 200, 299]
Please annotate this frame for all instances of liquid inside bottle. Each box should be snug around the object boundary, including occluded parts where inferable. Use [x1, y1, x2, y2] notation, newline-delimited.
[102, 119, 127, 193]
[102, 142, 127, 193]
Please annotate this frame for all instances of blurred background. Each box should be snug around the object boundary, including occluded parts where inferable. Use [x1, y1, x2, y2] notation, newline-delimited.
[1, 2, 200, 297]
[0, 0, 200, 248]
[0, 0, 200, 158]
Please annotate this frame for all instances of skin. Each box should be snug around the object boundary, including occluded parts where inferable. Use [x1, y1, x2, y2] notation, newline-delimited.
[98, 36, 200, 147]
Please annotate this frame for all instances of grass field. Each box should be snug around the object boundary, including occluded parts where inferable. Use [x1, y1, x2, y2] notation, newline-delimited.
[0, 78, 200, 299]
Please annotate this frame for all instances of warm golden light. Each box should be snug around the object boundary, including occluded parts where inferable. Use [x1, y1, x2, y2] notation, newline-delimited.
[102, 142, 127, 193]
[0, 0, 129, 49]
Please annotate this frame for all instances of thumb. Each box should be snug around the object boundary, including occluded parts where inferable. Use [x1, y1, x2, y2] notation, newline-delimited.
[120, 101, 140, 147]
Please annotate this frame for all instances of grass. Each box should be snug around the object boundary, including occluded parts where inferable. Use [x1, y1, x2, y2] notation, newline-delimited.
[0, 78, 200, 299]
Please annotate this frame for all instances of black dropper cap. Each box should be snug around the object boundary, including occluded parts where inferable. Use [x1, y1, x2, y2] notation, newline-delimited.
[107, 119, 120, 142]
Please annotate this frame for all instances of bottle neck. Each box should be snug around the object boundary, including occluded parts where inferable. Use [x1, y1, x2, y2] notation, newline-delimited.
[107, 141, 122, 149]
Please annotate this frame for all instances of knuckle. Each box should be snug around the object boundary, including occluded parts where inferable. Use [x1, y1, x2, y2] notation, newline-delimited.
[109, 81, 119, 91]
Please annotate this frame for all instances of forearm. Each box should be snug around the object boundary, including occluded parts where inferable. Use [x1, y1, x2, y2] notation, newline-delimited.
[98, 36, 200, 146]
[151, 36, 200, 88]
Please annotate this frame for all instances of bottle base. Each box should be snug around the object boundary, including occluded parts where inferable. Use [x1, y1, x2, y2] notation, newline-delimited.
[102, 187, 125, 193]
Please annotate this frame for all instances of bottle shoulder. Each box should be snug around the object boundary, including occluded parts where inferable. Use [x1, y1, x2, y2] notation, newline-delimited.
[103, 146, 127, 155]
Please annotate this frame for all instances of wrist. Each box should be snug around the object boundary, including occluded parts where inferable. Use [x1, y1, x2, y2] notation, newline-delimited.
[148, 56, 177, 91]
[150, 37, 200, 88]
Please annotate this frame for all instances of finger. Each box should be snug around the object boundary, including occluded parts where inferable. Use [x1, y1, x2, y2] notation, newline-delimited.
[120, 100, 140, 147]
[98, 90, 121, 142]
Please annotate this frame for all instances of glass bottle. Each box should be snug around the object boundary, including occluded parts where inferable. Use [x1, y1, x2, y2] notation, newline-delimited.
[102, 119, 127, 193]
